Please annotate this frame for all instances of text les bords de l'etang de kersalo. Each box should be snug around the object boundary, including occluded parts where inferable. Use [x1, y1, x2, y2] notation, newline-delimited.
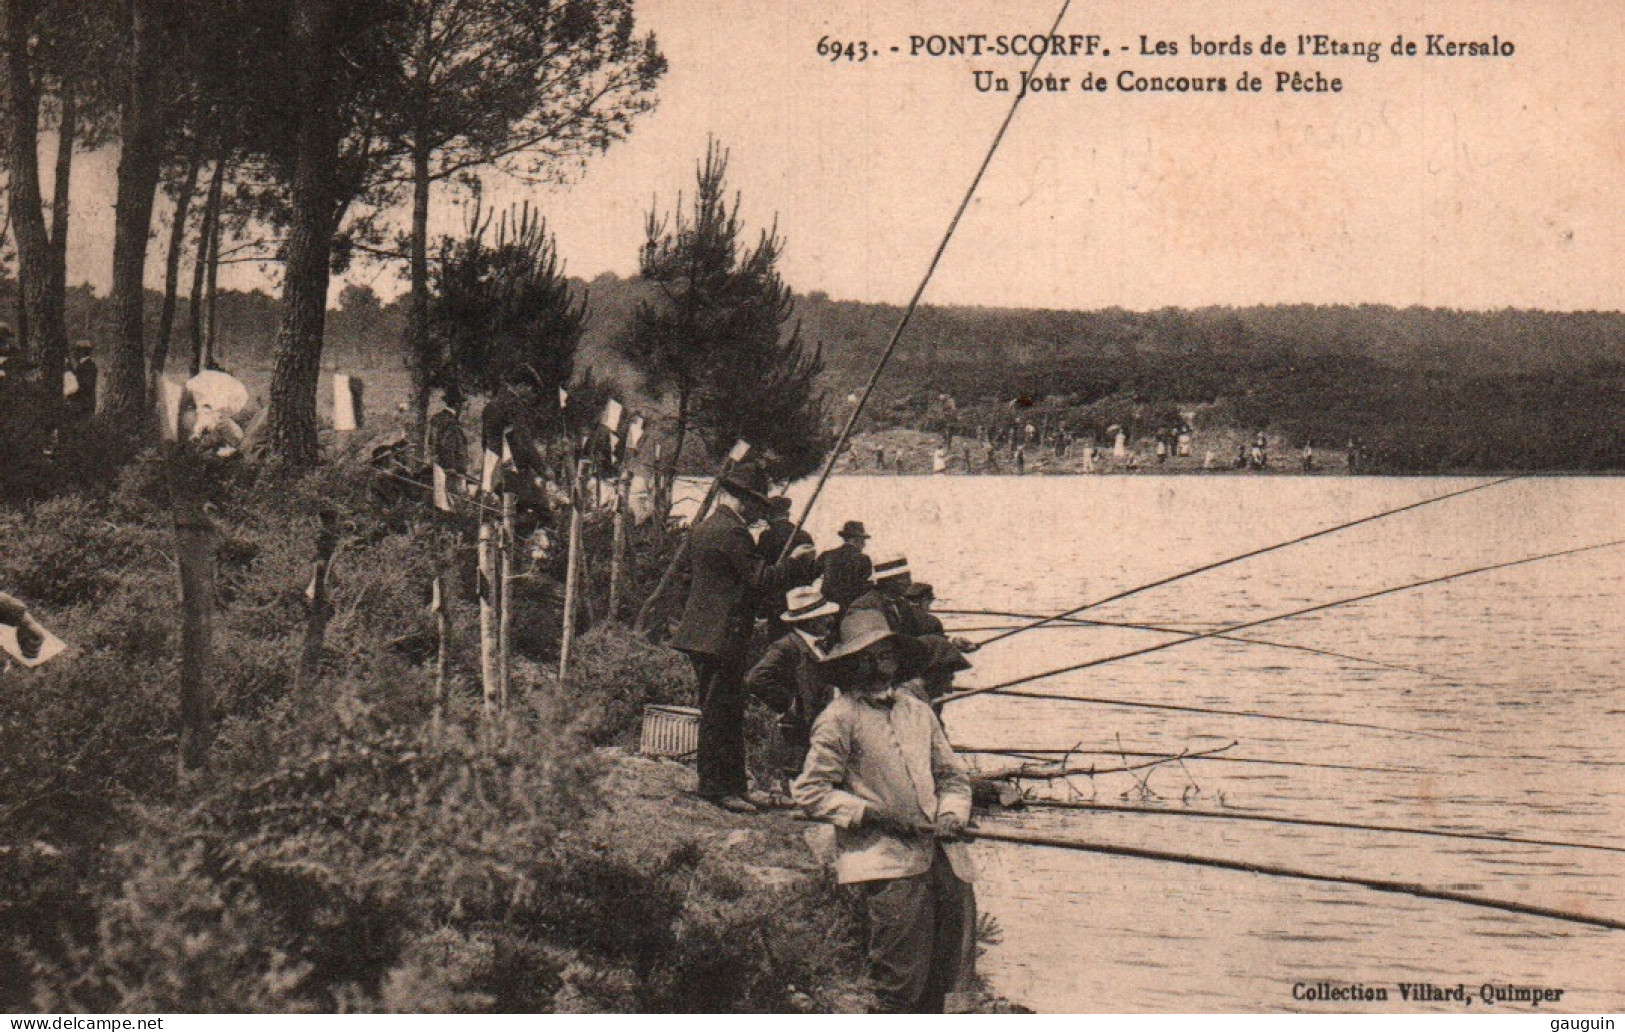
[816, 32, 1513, 95]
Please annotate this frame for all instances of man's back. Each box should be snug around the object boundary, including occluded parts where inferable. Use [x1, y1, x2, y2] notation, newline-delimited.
[818, 543, 872, 608]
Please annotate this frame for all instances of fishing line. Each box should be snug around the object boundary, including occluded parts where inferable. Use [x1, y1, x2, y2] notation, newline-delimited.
[965, 825, 1625, 932]
[973, 476, 1520, 648]
[942, 540, 1625, 741]
[940, 608, 1486, 688]
[780, 0, 1074, 557]
[958, 746, 1422, 776]
[1015, 799, 1625, 855]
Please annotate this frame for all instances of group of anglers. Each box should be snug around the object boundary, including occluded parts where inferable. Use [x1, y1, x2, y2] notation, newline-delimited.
[667, 465, 983, 1012]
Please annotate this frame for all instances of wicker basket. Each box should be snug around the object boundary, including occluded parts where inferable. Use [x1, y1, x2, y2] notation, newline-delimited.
[639, 704, 700, 759]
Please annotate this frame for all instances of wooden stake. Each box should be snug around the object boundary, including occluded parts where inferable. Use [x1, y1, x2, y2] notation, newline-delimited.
[173, 489, 217, 771]
[558, 461, 586, 683]
[477, 501, 499, 720]
[431, 571, 449, 728]
[498, 491, 515, 713]
[608, 466, 631, 621]
[294, 509, 338, 692]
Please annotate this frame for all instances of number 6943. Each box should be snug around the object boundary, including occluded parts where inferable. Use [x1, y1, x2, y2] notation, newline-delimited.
[816, 36, 870, 62]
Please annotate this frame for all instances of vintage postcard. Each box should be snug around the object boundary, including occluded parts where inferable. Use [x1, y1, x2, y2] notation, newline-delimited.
[0, 0, 1618, 1019]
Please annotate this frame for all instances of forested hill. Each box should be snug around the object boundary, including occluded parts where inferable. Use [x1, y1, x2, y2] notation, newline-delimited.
[42, 274, 1624, 470]
[580, 277, 1624, 470]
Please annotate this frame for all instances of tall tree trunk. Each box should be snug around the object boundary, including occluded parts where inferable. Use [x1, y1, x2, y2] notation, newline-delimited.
[104, 0, 168, 428]
[265, 0, 342, 465]
[3, 0, 67, 405]
[47, 85, 74, 313]
[406, 139, 433, 451]
[203, 184, 221, 369]
[151, 159, 201, 401]
[187, 160, 223, 375]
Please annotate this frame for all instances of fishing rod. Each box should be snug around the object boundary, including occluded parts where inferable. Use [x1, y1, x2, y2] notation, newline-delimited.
[940, 608, 1487, 689]
[1015, 799, 1625, 855]
[972, 476, 1519, 649]
[975, 741, 1239, 779]
[943, 539, 1625, 728]
[778, 0, 1074, 560]
[964, 824, 1625, 932]
[958, 746, 1423, 776]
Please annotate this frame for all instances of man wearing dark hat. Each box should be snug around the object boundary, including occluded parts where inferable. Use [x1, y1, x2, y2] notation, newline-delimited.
[428, 384, 469, 477]
[755, 495, 816, 640]
[817, 520, 873, 610]
[670, 465, 817, 813]
[793, 608, 976, 1014]
[744, 585, 839, 787]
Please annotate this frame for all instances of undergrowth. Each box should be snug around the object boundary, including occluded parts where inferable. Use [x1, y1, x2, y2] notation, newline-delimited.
[0, 453, 867, 1012]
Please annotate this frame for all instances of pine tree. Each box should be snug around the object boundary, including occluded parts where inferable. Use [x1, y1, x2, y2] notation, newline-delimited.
[429, 199, 584, 399]
[622, 138, 830, 489]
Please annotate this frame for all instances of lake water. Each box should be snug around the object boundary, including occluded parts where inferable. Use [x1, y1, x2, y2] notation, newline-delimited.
[777, 474, 1625, 1013]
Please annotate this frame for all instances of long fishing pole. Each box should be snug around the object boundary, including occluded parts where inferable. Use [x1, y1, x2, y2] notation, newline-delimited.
[941, 608, 1486, 688]
[959, 747, 1422, 776]
[944, 539, 1625, 723]
[973, 476, 1519, 648]
[964, 825, 1625, 932]
[1016, 799, 1625, 855]
[779, 0, 1074, 559]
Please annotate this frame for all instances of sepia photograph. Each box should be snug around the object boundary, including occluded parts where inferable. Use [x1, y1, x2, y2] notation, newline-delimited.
[0, 0, 1620, 1019]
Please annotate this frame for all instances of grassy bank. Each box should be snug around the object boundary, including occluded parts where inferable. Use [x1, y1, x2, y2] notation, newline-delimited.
[0, 453, 892, 1012]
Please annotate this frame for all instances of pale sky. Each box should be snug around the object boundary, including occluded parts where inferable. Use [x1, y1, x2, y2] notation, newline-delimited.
[58, 0, 1622, 312]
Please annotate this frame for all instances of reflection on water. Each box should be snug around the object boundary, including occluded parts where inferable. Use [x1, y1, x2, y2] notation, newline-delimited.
[780, 475, 1625, 1012]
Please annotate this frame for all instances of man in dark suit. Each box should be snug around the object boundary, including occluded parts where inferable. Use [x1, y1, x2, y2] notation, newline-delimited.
[817, 520, 873, 610]
[756, 495, 816, 640]
[670, 466, 817, 813]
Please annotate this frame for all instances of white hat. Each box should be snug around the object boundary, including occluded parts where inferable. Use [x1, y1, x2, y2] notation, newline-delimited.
[782, 585, 839, 624]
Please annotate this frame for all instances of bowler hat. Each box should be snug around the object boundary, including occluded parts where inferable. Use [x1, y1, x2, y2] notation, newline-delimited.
[838, 520, 869, 540]
[903, 581, 934, 601]
[821, 608, 897, 662]
[718, 465, 773, 508]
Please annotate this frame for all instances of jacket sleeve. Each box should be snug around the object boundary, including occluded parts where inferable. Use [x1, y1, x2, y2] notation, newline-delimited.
[716, 523, 814, 594]
[929, 711, 972, 823]
[792, 707, 868, 829]
[743, 638, 796, 712]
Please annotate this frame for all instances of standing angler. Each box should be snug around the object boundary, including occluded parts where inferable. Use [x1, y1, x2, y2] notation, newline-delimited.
[755, 495, 817, 640]
[670, 465, 816, 814]
[818, 520, 874, 610]
[793, 608, 977, 1013]
[744, 584, 840, 791]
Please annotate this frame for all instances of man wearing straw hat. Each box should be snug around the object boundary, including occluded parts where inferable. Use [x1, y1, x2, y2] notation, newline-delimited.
[670, 464, 816, 814]
[793, 608, 976, 1013]
[744, 585, 839, 787]
[848, 554, 930, 637]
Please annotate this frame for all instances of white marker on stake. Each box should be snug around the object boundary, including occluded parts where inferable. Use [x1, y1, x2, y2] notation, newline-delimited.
[1, 624, 66, 668]
[332, 373, 358, 432]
